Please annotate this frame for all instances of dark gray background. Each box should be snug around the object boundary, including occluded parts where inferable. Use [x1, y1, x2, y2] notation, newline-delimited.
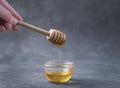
[0, 0, 120, 88]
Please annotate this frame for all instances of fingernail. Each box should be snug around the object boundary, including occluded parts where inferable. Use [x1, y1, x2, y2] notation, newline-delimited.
[10, 17, 17, 25]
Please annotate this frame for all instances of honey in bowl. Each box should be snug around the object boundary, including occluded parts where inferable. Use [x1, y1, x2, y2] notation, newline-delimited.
[44, 60, 74, 83]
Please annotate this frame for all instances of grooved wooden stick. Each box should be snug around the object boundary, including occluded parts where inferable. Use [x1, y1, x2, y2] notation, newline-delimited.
[17, 21, 66, 46]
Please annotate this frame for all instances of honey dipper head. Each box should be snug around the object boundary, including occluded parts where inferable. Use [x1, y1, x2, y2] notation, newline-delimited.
[47, 29, 66, 46]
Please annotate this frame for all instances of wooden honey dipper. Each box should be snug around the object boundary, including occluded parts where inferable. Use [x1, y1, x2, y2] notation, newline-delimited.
[17, 21, 66, 46]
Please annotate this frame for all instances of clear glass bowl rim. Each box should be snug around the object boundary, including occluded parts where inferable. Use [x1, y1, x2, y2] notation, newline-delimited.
[44, 60, 74, 67]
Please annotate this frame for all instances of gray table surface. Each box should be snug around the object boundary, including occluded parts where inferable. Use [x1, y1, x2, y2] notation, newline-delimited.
[0, 0, 120, 88]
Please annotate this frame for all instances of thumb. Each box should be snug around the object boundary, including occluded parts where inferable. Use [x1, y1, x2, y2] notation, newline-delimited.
[0, 4, 17, 25]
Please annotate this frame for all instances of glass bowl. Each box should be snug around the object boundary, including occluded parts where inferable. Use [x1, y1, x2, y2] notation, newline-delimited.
[44, 60, 74, 83]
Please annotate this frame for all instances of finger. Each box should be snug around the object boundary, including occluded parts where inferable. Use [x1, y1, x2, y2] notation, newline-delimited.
[0, 0, 23, 21]
[0, 4, 17, 25]
[0, 19, 12, 30]
[12, 25, 19, 31]
[4, 23, 12, 30]
[0, 18, 4, 25]
[0, 25, 6, 32]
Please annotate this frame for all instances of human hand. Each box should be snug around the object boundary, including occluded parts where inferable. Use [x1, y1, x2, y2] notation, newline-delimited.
[0, 0, 23, 32]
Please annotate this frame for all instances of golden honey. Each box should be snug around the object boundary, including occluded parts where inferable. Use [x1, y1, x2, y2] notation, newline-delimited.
[44, 60, 74, 83]
[45, 69, 73, 83]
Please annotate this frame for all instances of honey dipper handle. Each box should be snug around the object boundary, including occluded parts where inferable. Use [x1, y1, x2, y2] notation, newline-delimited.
[17, 21, 49, 36]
